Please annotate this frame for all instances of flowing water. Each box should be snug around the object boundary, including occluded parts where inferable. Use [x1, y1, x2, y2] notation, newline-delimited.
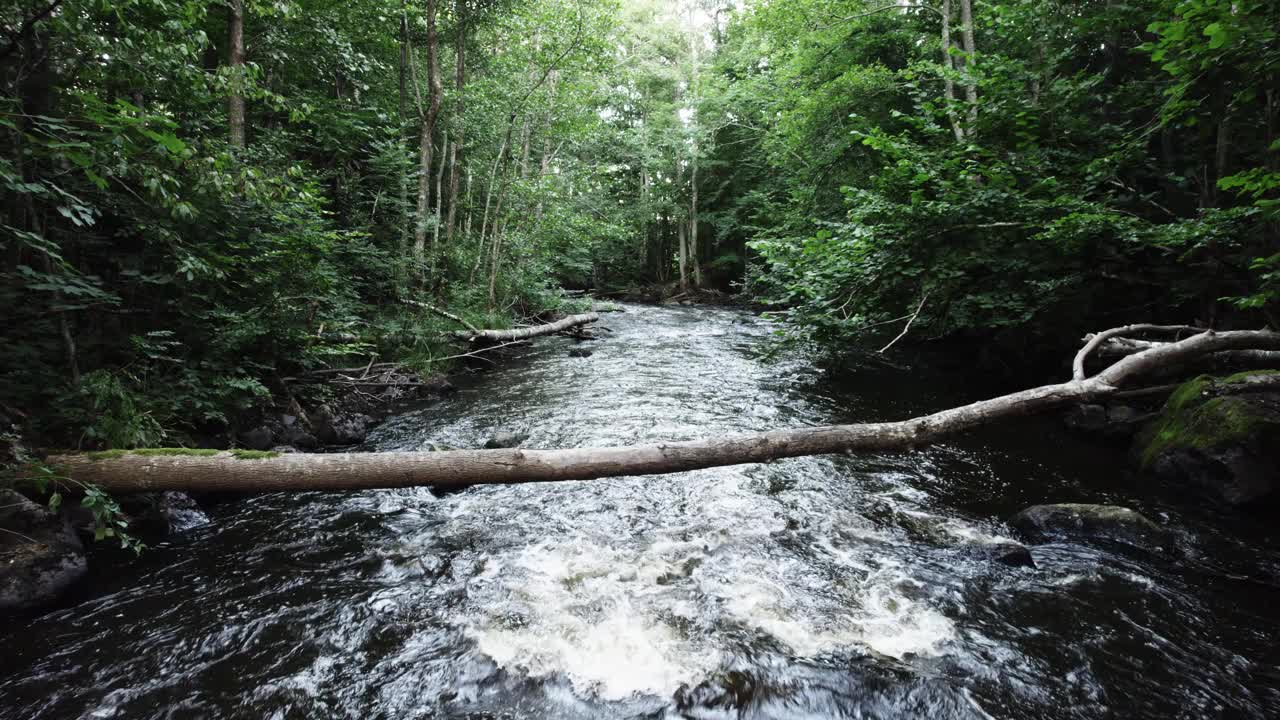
[3, 303, 1280, 719]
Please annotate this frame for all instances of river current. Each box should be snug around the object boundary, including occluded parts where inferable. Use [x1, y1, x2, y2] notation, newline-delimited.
[3, 303, 1278, 718]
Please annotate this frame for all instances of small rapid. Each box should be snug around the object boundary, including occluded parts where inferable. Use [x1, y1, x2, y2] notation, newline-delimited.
[3, 303, 1278, 719]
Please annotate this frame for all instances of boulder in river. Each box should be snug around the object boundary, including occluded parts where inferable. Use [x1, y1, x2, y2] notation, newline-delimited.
[120, 491, 209, 535]
[1009, 503, 1164, 547]
[313, 405, 374, 446]
[568, 348, 593, 358]
[971, 541, 1036, 568]
[484, 431, 528, 449]
[1137, 372, 1280, 507]
[0, 489, 88, 612]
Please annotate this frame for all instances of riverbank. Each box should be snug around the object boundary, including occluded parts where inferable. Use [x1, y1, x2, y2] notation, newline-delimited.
[6, 299, 1279, 615]
[1, 301, 619, 612]
[4, 302, 1278, 719]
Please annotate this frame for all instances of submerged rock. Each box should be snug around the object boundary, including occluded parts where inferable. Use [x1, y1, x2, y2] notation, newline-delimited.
[1009, 504, 1163, 547]
[237, 425, 274, 451]
[313, 405, 374, 446]
[674, 670, 757, 713]
[118, 491, 210, 536]
[0, 489, 87, 612]
[1138, 372, 1280, 507]
[484, 431, 528, 449]
[972, 541, 1036, 568]
[568, 348, 593, 358]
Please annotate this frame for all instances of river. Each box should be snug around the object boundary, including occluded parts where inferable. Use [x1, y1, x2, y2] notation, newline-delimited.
[3, 303, 1278, 718]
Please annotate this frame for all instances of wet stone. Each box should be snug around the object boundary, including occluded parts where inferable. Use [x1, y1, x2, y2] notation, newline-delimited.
[0, 490, 87, 612]
[1009, 503, 1164, 548]
[484, 431, 528, 449]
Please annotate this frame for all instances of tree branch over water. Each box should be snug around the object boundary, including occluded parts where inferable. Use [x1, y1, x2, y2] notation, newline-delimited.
[31, 325, 1280, 494]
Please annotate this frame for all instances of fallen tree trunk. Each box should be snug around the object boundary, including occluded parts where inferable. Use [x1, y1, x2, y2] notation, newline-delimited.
[31, 326, 1280, 494]
[457, 312, 599, 343]
[1084, 332, 1280, 366]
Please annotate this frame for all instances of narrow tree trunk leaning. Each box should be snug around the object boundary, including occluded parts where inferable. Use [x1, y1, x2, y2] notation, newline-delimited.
[402, 298, 479, 334]
[32, 327, 1280, 494]
[228, 0, 246, 148]
[455, 312, 599, 343]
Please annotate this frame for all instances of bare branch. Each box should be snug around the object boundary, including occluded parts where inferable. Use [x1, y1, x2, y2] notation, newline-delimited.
[879, 291, 930, 353]
[1074, 324, 1203, 381]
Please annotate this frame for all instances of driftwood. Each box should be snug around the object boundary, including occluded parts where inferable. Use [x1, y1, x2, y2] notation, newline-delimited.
[1082, 329, 1280, 368]
[457, 312, 600, 343]
[403, 299, 480, 334]
[30, 325, 1280, 494]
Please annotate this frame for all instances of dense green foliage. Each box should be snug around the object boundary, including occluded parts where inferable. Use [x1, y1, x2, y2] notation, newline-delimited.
[698, 0, 1279, 348]
[2, 0, 1276, 448]
[1, 0, 623, 446]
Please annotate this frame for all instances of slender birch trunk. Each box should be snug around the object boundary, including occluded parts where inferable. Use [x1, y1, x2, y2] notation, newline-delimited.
[941, 0, 965, 142]
[959, 0, 978, 131]
[445, 0, 466, 242]
[228, 0, 246, 148]
[413, 0, 443, 280]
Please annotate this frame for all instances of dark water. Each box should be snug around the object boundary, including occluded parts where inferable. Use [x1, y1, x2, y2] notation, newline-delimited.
[3, 303, 1279, 719]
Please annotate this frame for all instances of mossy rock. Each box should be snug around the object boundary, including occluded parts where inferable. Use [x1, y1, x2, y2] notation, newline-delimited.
[1137, 371, 1280, 507]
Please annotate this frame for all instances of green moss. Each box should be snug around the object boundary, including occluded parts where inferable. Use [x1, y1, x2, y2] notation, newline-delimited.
[86, 448, 221, 460]
[1140, 375, 1278, 467]
[230, 449, 280, 460]
[1222, 368, 1280, 384]
[132, 448, 219, 457]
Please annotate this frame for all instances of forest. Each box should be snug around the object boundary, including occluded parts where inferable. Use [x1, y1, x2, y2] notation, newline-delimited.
[2, 1, 1280, 717]
[3, 0, 1275, 449]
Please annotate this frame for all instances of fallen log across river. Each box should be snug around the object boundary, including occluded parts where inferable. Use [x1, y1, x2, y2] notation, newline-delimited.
[28, 325, 1280, 494]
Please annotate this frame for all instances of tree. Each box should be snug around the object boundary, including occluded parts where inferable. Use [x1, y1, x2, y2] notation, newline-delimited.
[227, 0, 246, 148]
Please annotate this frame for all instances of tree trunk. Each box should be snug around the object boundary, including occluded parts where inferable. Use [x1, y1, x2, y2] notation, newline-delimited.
[959, 0, 978, 131]
[463, 166, 474, 237]
[39, 327, 1280, 494]
[941, 0, 965, 142]
[483, 118, 517, 304]
[445, 0, 466, 242]
[518, 117, 532, 180]
[413, 0, 443, 279]
[228, 0, 246, 148]
[398, 0, 408, 122]
[432, 133, 448, 272]
[677, 218, 688, 292]
[477, 124, 511, 258]
[690, 151, 701, 289]
[458, 312, 598, 342]
[486, 211, 505, 307]
[688, 10, 702, 289]
[397, 0, 412, 270]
